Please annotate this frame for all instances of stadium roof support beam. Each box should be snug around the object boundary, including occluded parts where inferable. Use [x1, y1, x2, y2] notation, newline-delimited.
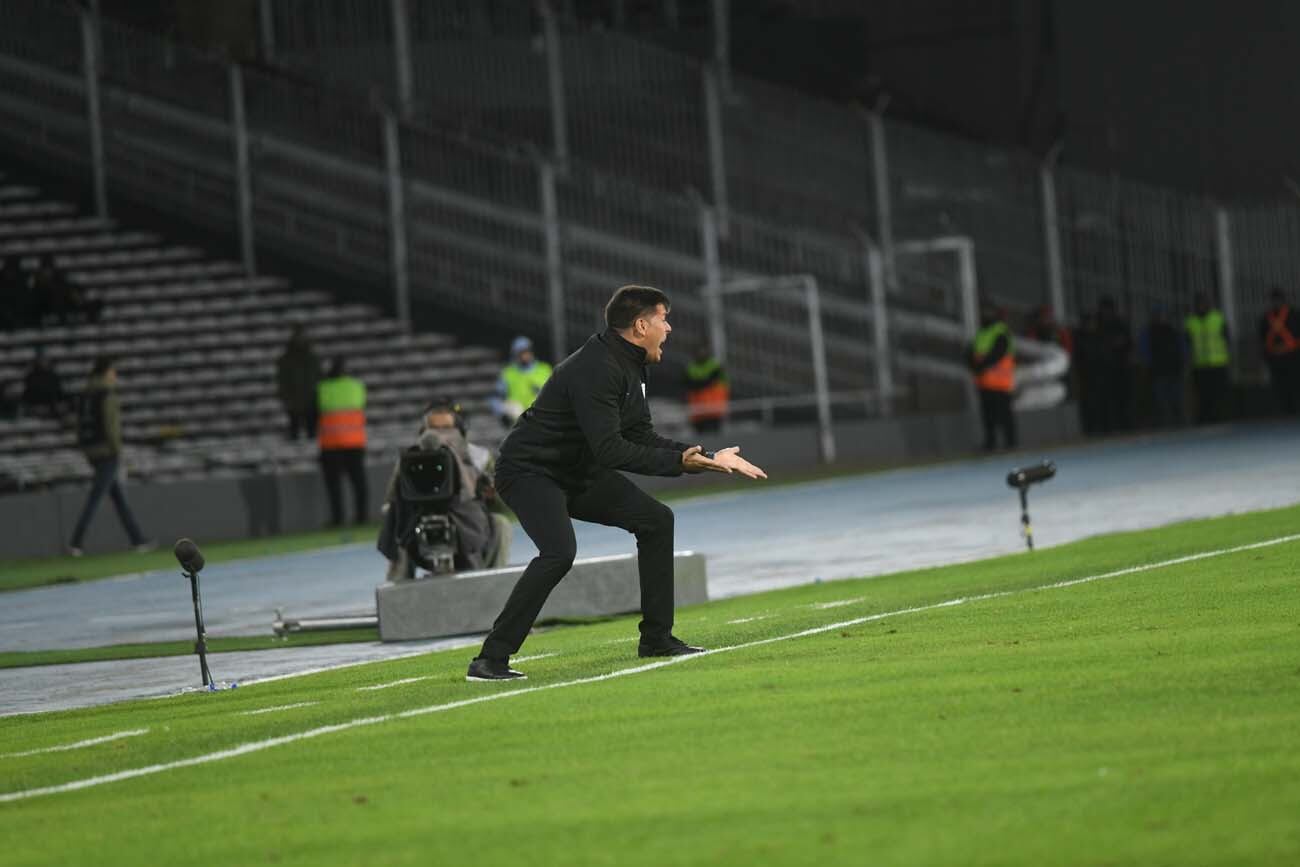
[862, 237, 894, 418]
[1215, 207, 1237, 363]
[79, 7, 107, 219]
[383, 113, 411, 331]
[868, 108, 896, 297]
[539, 159, 566, 359]
[390, 0, 414, 120]
[229, 64, 256, 276]
[1040, 143, 1067, 324]
[539, 0, 569, 164]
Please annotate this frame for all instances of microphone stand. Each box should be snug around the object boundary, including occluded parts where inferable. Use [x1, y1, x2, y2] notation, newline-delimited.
[183, 566, 213, 687]
[1018, 486, 1034, 552]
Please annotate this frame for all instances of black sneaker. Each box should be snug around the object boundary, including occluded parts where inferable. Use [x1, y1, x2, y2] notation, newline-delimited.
[466, 657, 527, 682]
[637, 635, 706, 658]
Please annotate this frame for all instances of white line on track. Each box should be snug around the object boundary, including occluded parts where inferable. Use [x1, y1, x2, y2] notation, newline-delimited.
[238, 702, 319, 716]
[0, 729, 150, 759]
[356, 677, 432, 692]
[4, 531, 1298, 803]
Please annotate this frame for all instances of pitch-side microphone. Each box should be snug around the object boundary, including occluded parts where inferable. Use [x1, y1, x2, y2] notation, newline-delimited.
[1006, 461, 1056, 490]
[173, 537, 205, 575]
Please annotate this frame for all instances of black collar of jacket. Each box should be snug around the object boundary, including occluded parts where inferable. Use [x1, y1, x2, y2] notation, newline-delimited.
[601, 328, 648, 366]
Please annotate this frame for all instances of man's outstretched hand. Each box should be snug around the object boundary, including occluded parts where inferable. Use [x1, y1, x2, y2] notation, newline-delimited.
[681, 445, 768, 480]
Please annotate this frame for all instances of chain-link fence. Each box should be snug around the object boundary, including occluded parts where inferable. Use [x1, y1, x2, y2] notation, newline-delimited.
[8, 0, 1300, 417]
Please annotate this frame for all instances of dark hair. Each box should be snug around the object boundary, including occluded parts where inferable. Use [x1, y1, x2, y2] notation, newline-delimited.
[423, 395, 466, 435]
[328, 356, 346, 378]
[605, 285, 670, 330]
[91, 355, 116, 376]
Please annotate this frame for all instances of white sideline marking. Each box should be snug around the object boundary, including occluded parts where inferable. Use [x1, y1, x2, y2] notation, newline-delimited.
[811, 597, 865, 610]
[239, 702, 319, 716]
[0, 729, 150, 759]
[4, 531, 1298, 803]
[726, 615, 772, 624]
[513, 653, 558, 663]
[357, 677, 431, 692]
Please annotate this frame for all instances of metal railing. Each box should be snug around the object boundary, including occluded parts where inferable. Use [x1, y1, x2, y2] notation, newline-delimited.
[10, 0, 1297, 463]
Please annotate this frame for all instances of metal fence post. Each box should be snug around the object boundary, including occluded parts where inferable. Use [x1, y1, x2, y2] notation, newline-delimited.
[802, 276, 836, 463]
[257, 0, 276, 63]
[228, 65, 256, 275]
[539, 159, 566, 359]
[1215, 206, 1237, 361]
[390, 0, 414, 119]
[865, 241, 894, 417]
[383, 113, 411, 330]
[539, 0, 568, 163]
[955, 237, 981, 423]
[702, 65, 729, 238]
[868, 111, 896, 293]
[1040, 150, 1067, 323]
[699, 204, 726, 364]
[79, 7, 107, 218]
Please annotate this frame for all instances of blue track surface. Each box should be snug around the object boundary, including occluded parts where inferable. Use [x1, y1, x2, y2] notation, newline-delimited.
[4, 422, 1299, 715]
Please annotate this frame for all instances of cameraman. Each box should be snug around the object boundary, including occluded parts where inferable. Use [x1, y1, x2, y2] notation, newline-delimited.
[378, 398, 512, 580]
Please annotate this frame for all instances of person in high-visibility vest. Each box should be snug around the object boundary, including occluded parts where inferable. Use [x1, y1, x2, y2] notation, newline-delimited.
[684, 344, 729, 434]
[492, 336, 553, 426]
[1184, 294, 1231, 424]
[1259, 288, 1300, 414]
[968, 305, 1017, 451]
[317, 357, 369, 527]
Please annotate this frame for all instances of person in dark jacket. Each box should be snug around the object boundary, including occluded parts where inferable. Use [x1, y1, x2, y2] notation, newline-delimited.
[1139, 306, 1187, 427]
[277, 324, 321, 440]
[20, 345, 66, 419]
[0, 256, 32, 330]
[467, 285, 767, 682]
[1096, 296, 1134, 433]
[1073, 310, 1104, 435]
[68, 356, 153, 555]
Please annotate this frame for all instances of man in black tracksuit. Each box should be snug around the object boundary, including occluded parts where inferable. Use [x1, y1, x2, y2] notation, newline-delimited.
[467, 286, 767, 682]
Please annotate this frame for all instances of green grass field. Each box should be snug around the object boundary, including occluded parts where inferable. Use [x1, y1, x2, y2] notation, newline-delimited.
[0, 628, 381, 670]
[3, 505, 1299, 866]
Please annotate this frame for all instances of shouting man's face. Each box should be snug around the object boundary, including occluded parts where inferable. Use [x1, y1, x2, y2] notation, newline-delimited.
[639, 303, 672, 364]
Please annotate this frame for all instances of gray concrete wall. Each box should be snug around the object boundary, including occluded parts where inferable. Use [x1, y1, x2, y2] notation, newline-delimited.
[376, 552, 708, 642]
[0, 405, 1079, 561]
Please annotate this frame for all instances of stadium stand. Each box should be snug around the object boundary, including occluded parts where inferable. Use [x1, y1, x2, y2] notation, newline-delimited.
[0, 174, 505, 493]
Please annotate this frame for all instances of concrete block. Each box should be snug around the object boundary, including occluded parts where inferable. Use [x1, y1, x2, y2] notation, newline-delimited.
[376, 551, 708, 642]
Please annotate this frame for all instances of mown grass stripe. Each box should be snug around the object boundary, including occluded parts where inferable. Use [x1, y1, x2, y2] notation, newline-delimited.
[3, 531, 1298, 804]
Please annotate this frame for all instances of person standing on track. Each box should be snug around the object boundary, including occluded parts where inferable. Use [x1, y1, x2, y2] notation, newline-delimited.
[316, 357, 369, 528]
[467, 285, 767, 682]
[1260, 288, 1300, 414]
[1185, 293, 1232, 424]
[968, 304, 1018, 451]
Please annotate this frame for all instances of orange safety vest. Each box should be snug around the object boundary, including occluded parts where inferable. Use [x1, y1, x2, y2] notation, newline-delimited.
[972, 322, 1016, 392]
[317, 376, 367, 450]
[1265, 306, 1298, 356]
[319, 408, 367, 450]
[687, 381, 730, 422]
[976, 355, 1015, 392]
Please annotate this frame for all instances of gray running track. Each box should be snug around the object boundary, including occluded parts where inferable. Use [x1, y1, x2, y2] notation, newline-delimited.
[4, 421, 1299, 716]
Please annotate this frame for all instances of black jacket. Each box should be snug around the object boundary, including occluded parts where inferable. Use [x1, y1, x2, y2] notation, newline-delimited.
[497, 329, 692, 488]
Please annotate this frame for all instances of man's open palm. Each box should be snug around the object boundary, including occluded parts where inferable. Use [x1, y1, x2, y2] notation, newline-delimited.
[712, 446, 767, 479]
